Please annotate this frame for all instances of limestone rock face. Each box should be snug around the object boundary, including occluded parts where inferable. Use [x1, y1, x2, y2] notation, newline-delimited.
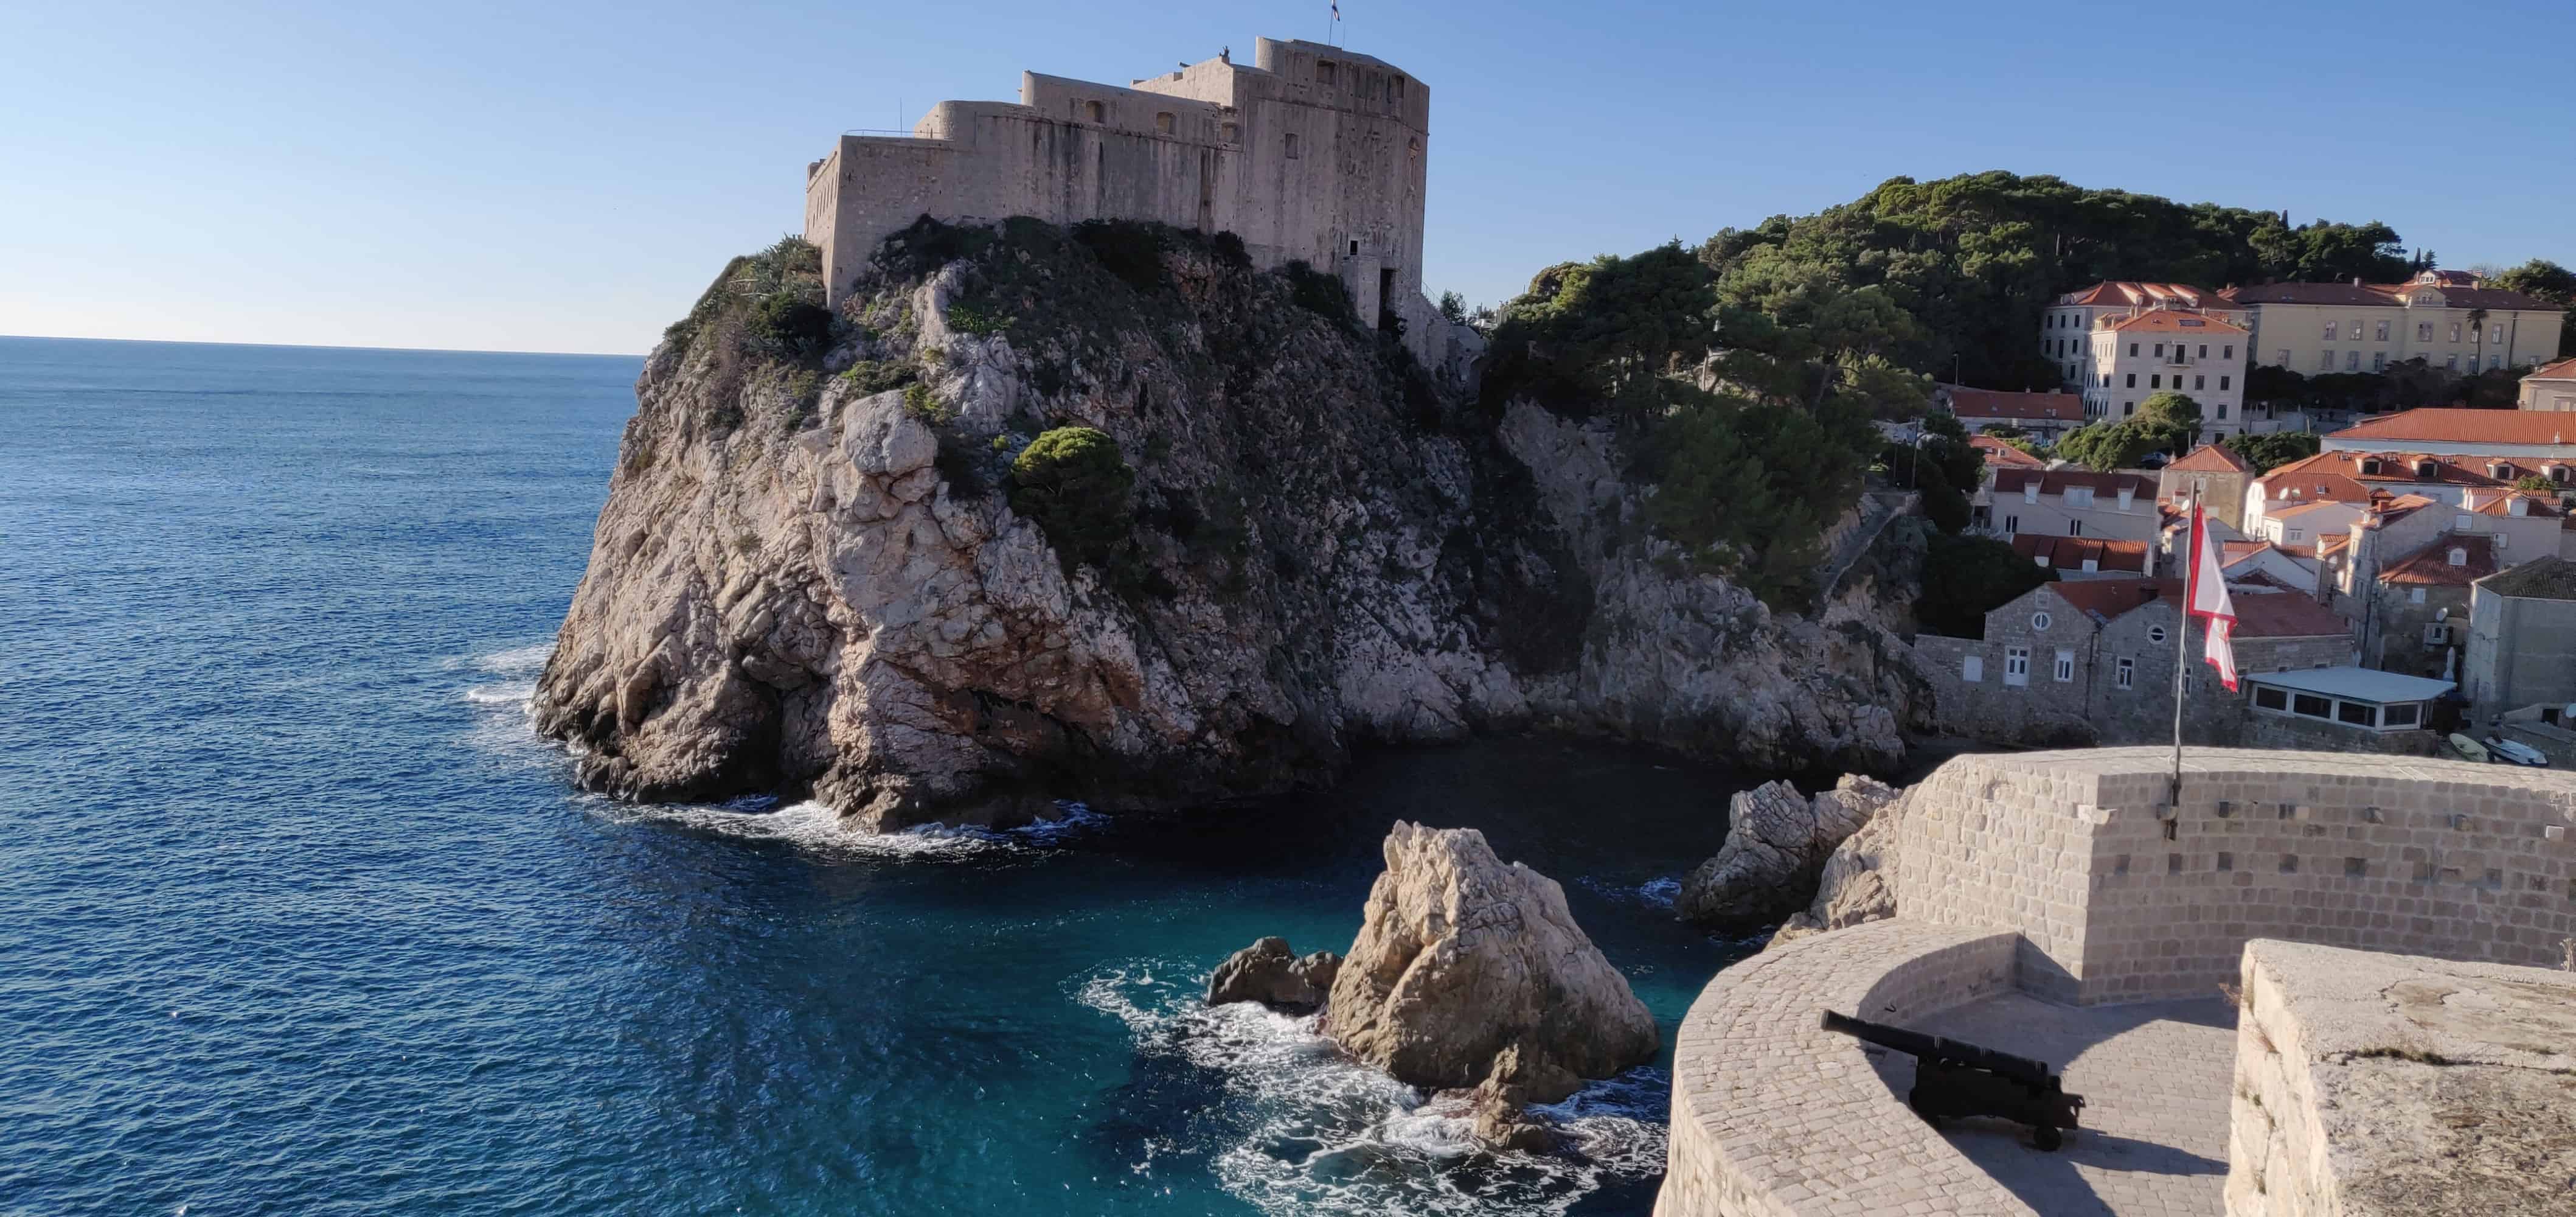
[1678, 775, 1900, 932]
[1205, 936, 1342, 1008]
[532, 228, 1929, 829]
[1325, 822, 1658, 1099]
[1766, 784, 1912, 949]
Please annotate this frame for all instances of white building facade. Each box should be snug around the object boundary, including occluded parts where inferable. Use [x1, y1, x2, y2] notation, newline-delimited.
[2221, 271, 2565, 377]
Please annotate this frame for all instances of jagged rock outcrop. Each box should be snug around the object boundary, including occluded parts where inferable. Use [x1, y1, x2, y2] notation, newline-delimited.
[1766, 783, 1912, 949]
[1465, 1045, 1575, 1154]
[532, 223, 1929, 828]
[1324, 821, 1658, 1101]
[1205, 936, 1342, 1008]
[1676, 775, 1900, 932]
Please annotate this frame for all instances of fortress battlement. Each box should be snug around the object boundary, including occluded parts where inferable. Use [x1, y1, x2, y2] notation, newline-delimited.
[804, 37, 1467, 368]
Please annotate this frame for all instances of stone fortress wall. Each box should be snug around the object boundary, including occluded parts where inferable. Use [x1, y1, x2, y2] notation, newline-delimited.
[1658, 748, 2576, 1217]
[805, 37, 1470, 368]
[1898, 748, 2576, 1003]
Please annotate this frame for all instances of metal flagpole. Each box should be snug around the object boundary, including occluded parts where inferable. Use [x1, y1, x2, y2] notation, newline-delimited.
[2170, 484, 2199, 808]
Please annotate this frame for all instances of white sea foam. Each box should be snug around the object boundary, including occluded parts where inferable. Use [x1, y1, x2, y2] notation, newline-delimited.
[462, 682, 535, 705]
[1072, 958, 1668, 1216]
[1578, 874, 1682, 912]
[597, 798, 1109, 862]
[474, 642, 555, 675]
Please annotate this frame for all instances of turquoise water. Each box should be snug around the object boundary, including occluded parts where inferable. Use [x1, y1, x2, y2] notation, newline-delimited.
[0, 336, 1754, 1216]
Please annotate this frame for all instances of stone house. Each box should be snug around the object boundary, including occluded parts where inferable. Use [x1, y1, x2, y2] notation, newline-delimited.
[2319, 487, 2572, 664]
[2369, 534, 2494, 677]
[2154, 442, 2256, 527]
[1915, 579, 2353, 747]
[1974, 468, 2162, 543]
[2520, 355, 2576, 411]
[2463, 555, 2576, 719]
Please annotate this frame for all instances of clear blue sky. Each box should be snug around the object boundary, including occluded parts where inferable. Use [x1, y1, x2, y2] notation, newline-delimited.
[6, 0, 2570, 355]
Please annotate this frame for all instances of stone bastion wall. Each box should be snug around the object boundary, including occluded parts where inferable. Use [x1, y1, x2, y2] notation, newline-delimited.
[1655, 748, 2576, 1217]
[1897, 747, 2576, 1003]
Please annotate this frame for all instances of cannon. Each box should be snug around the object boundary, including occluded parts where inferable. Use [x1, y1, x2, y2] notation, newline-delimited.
[1820, 1010, 2086, 1150]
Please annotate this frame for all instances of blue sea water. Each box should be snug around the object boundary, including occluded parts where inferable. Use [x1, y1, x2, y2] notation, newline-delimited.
[0, 335, 1755, 1216]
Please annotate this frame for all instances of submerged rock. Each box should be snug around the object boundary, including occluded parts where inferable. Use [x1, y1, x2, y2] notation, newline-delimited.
[1768, 783, 1912, 949]
[1325, 821, 1658, 1101]
[1464, 1045, 1575, 1154]
[1676, 775, 1897, 932]
[1206, 936, 1342, 1009]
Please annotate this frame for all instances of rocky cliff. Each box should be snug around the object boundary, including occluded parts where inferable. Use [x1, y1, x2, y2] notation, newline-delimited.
[532, 223, 1929, 829]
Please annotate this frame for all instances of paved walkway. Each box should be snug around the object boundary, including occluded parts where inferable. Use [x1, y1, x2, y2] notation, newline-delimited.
[1867, 994, 2237, 1217]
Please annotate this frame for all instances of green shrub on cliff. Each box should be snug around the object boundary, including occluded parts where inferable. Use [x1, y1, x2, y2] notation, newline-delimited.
[1010, 427, 1134, 568]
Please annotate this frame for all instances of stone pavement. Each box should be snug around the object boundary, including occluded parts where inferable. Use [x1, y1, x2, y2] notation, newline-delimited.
[1872, 994, 2236, 1216]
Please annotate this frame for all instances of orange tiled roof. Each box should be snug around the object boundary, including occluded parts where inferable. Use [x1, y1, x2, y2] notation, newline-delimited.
[2467, 490, 2563, 518]
[2328, 408, 2576, 447]
[1970, 435, 2046, 467]
[1993, 469, 2161, 498]
[2166, 444, 2254, 473]
[2227, 590, 2352, 638]
[2220, 282, 2557, 311]
[2526, 357, 2576, 382]
[2379, 534, 2498, 587]
[2252, 449, 2550, 507]
[2108, 312, 2247, 335]
[2012, 534, 2150, 573]
[2046, 579, 2178, 621]
[2055, 282, 2235, 311]
[1946, 387, 2085, 423]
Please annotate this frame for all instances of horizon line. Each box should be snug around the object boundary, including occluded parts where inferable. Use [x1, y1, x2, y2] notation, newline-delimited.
[0, 332, 648, 360]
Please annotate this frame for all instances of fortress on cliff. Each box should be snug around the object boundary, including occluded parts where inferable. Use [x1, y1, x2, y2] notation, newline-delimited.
[805, 37, 1470, 368]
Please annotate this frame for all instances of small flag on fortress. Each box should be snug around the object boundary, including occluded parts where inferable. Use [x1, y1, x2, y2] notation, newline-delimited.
[2185, 503, 2238, 691]
[1331, 2, 1339, 18]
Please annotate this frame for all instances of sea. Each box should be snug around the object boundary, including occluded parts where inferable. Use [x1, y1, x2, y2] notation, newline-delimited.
[0, 335, 1757, 1216]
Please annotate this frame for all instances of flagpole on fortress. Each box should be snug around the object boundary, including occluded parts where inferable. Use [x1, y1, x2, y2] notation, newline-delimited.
[2170, 483, 2199, 808]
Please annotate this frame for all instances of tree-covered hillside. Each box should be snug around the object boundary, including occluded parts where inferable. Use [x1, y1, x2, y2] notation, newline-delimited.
[1700, 170, 2417, 388]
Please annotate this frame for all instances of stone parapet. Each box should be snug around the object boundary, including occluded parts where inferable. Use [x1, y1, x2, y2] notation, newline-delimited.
[1898, 747, 2576, 1003]
[1656, 919, 2029, 1217]
[2224, 940, 2576, 1216]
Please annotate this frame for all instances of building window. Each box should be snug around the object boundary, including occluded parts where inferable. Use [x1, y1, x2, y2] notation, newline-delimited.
[2320, 350, 2336, 371]
[2375, 320, 2390, 341]
[2218, 404, 2228, 420]
[2123, 401, 2135, 416]
[2151, 374, 2161, 389]
[1285, 132, 1300, 159]
[2148, 625, 2168, 644]
[2054, 649, 2075, 682]
[2032, 610, 2054, 631]
[2224, 344, 2234, 359]
[2154, 343, 2165, 357]
[2004, 647, 2030, 686]
[2195, 375, 2206, 390]
[2347, 350, 2361, 371]
[1221, 121, 1240, 142]
[2292, 692, 2333, 719]
[2373, 352, 2387, 372]
[1390, 75, 1404, 100]
[2126, 372, 2137, 388]
[1154, 111, 1175, 134]
[2409, 587, 2426, 604]
[2116, 657, 2134, 689]
[1316, 60, 1338, 86]
[2323, 321, 2338, 340]
[2338, 702, 2378, 727]
[2445, 353, 2459, 370]
[2286, 528, 2303, 542]
[2383, 702, 2421, 727]
[2418, 321, 2434, 341]
[2067, 520, 2083, 537]
[2492, 324, 2504, 344]
[2254, 685, 2288, 711]
[2450, 322, 2462, 341]
[2129, 343, 2139, 357]
[1962, 655, 1983, 682]
[1083, 99, 1105, 123]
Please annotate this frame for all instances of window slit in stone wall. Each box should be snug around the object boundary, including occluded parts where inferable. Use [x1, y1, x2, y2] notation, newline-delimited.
[2484, 868, 2503, 888]
[2114, 854, 2131, 876]
[2218, 852, 2234, 872]
[2162, 820, 2177, 842]
[2344, 857, 2367, 877]
[2167, 853, 2184, 875]
[1084, 100, 1104, 124]
[2279, 854, 2298, 874]
[2449, 814, 2472, 831]
[2215, 801, 2234, 818]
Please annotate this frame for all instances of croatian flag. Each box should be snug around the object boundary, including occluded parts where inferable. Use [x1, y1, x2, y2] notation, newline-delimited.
[2185, 502, 2238, 691]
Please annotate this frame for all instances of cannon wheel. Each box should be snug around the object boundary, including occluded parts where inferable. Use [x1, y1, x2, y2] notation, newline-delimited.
[2033, 1125, 2063, 1152]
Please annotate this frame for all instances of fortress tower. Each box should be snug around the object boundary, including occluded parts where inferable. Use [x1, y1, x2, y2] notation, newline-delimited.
[805, 37, 1467, 368]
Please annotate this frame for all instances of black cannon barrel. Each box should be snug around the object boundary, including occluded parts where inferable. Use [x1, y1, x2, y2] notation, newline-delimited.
[1819, 1010, 2057, 1089]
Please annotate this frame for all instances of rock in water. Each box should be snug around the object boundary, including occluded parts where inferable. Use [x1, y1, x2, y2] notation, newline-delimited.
[1325, 822, 1658, 1101]
[1466, 1045, 1576, 1153]
[1676, 775, 1897, 932]
[1768, 784, 1911, 949]
[1205, 936, 1342, 1008]
[531, 228, 1929, 829]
